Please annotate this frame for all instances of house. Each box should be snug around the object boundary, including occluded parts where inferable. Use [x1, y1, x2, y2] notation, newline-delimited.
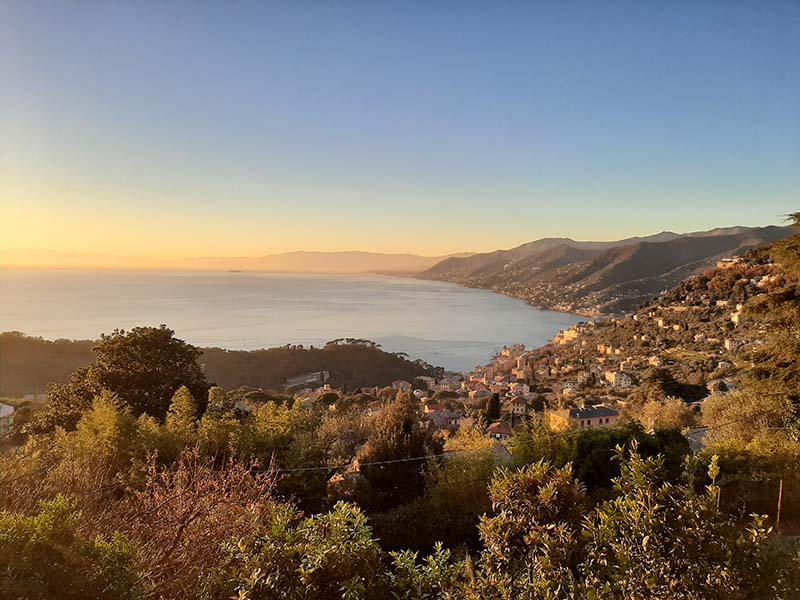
[423, 403, 448, 414]
[428, 410, 463, 432]
[0, 403, 15, 435]
[485, 422, 513, 442]
[717, 257, 743, 269]
[603, 370, 633, 388]
[510, 396, 528, 417]
[509, 382, 530, 395]
[548, 406, 620, 431]
[417, 376, 436, 389]
[392, 380, 412, 392]
[285, 371, 329, 390]
[562, 381, 579, 396]
[724, 339, 742, 352]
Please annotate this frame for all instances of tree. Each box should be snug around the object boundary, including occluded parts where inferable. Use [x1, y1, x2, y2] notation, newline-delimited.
[486, 393, 501, 421]
[27, 326, 210, 433]
[371, 424, 496, 551]
[357, 394, 442, 510]
[702, 389, 793, 446]
[633, 396, 696, 431]
[165, 386, 199, 447]
[89, 326, 210, 419]
[581, 446, 793, 599]
[478, 461, 587, 598]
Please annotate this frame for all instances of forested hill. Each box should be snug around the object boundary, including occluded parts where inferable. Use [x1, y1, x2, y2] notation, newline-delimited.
[0, 333, 436, 397]
[418, 225, 792, 315]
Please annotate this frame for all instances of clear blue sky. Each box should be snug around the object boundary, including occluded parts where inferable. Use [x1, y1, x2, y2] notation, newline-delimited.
[2, 1, 799, 258]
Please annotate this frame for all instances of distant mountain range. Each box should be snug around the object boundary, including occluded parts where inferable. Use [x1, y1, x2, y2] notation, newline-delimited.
[4, 225, 793, 316]
[417, 225, 793, 315]
[0, 249, 472, 274]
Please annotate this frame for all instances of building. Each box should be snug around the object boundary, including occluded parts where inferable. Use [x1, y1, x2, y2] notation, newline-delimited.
[427, 410, 463, 432]
[392, 380, 412, 392]
[717, 257, 743, 269]
[510, 396, 528, 417]
[603, 370, 633, 388]
[414, 375, 436, 390]
[0, 403, 15, 435]
[562, 381, 580, 396]
[285, 371, 329, 390]
[548, 406, 620, 431]
[724, 339, 742, 352]
[485, 422, 513, 442]
[509, 381, 530, 395]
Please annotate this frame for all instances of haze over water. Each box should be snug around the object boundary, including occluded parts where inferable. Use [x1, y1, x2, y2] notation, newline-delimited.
[0, 270, 582, 371]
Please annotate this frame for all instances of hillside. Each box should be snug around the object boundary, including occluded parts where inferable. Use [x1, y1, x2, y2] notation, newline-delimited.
[0, 332, 437, 398]
[418, 225, 792, 315]
[530, 228, 800, 402]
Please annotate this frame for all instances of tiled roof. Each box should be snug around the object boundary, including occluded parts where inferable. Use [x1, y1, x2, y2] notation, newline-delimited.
[568, 406, 619, 419]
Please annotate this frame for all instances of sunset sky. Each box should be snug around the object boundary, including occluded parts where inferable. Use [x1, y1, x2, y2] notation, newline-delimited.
[2, 1, 799, 260]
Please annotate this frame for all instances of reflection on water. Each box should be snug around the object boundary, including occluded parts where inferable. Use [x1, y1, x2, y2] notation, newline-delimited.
[0, 270, 583, 371]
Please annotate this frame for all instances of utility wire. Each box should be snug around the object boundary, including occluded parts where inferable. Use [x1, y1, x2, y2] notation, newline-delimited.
[271, 405, 793, 474]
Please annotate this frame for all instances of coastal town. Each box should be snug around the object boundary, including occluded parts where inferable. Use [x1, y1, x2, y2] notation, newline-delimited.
[267, 249, 785, 451]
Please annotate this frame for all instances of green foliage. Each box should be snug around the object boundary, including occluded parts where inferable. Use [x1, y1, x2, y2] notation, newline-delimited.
[511, 421, 690, 494]
[478, 461, 587, 598]
[27, 326, 210, 432]
[205, 502, 384, 600]
[372, 426, 496, 551]
[703, 388, 793, 446]
[0, 496, 142, 600]
[357, 394, 442, 510]
[165, 385, 199, 446]
[386, 544, 467, 599]
[581, 444, 796, 599]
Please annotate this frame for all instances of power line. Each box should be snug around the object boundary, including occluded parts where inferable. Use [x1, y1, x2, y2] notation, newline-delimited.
[271, 405, 794, 475]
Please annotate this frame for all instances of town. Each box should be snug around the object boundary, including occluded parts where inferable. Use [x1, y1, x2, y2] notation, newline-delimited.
[260, 249, 784, 454]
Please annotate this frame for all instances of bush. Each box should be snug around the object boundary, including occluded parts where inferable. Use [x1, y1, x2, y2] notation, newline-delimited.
[0, 496, 142, 600]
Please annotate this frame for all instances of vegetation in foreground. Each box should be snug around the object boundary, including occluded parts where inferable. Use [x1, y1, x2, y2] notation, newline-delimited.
[2, 217, 800, 599]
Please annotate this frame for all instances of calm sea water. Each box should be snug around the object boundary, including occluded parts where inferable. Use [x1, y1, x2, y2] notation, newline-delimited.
[0, 270, 582, 371]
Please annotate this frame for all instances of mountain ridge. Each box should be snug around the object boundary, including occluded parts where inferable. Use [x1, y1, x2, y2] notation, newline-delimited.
[0, 248, 472, 274]
[418, 225, 793, 315]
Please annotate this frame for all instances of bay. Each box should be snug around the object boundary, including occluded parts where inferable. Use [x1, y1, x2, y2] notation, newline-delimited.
[0, 269, 582, 371]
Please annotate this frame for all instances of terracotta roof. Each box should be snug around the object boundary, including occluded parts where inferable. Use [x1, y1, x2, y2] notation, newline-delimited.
[486, 422, 513, 436]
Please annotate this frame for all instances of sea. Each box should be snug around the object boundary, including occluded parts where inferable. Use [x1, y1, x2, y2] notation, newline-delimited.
[0, 270, 583, 372]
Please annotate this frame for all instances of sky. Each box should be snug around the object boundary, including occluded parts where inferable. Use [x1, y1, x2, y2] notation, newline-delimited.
[1, 1, 799, 260]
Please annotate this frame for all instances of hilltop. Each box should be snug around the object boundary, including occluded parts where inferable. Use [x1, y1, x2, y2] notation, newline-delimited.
[418, 225, 792, 315]
[0, 333, 438, 399]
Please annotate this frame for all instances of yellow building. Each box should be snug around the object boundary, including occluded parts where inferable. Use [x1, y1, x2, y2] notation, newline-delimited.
[548, 406, 620, 431]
